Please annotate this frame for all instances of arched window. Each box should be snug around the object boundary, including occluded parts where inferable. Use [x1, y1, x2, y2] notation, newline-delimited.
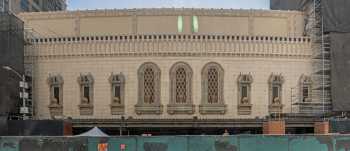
[237, 73, 253, 115]
[47, 74, 63, 116]
[135, 62, 162, 114]
[268, 74, 284, 114]
[109, 73, 125, 115]
[299, 75, 312, 102]
[200, 62, 226, 114]
[168, 62, 194, 114]
[78, 73, 94, 115]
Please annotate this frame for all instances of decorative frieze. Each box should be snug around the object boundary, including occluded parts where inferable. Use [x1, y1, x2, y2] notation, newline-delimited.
[24, 34, 312, 60]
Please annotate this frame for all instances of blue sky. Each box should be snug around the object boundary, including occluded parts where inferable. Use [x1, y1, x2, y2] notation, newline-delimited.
[68, 0, 270, 10]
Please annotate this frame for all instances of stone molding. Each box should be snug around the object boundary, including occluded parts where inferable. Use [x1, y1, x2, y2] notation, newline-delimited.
[19, 8, 303, 21]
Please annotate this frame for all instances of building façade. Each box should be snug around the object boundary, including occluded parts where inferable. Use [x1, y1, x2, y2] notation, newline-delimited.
[19, 8, 318, 135]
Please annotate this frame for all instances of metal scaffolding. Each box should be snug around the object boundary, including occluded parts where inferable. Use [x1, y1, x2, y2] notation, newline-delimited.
[292, 0, 332, 115]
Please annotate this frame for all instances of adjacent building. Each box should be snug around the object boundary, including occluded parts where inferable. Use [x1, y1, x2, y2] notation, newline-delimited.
[19, 8, 318, 134]
[0, 0, 9, 12]
[0, 13, 24, 122]
[0, 0, 66, 13]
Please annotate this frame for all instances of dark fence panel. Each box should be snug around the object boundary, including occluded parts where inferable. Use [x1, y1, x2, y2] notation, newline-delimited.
[1, 135, 350, 151]
[0, 120, 72, 136]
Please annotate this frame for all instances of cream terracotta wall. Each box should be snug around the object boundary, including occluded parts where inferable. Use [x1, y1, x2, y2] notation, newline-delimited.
[198, 16, 249, 35]
[80, 17, 133, 36]
[19, 9, 305, 37]
[29, 56, 312, 119]
[137, 16, 178, 34]
[25, 35, 312, 120]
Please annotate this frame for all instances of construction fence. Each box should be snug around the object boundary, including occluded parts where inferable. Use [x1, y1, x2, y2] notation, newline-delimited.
[1, 135, 350, 151]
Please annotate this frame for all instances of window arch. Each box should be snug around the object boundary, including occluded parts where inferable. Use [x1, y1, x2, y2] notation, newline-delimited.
[47, 74, 63, 116]
[200, 62, 226, 114]
[135, 62, 162, 114]
[78, 73, 94, 115]
[268, 74, 284, 114]
[299, 75, 312, 102]
[168, 62, 194, 114]
[109, 73, 125, 115]
[237, 73, 253, 115]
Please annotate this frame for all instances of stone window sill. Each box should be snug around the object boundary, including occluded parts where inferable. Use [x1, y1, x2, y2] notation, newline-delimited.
[238, 104, 252, 115]
[48, 104, 63, 116]
[79, 104, 93, 115]
[110, 104, 124, 115]
[199, 104, 226, 114]
[135, 104, 163, 115]
[167, 104, 195, 114]
[269, 104, 284, 114]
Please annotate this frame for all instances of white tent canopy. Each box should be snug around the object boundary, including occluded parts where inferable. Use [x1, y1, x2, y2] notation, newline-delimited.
[77, 126, 109, 137]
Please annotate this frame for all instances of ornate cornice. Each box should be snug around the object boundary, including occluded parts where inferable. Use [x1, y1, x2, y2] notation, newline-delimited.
[24, 34, 312, 60]
[19, 8, 303, 21]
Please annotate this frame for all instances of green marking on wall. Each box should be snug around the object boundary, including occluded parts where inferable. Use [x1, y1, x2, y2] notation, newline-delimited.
[177, 16, 183, 33]
[192, 16, 199, 33]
